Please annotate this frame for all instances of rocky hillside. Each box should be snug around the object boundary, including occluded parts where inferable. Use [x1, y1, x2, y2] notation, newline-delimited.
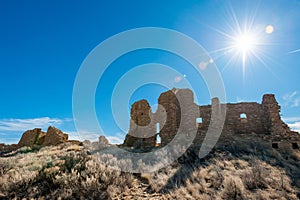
[0, 135, 300, 199]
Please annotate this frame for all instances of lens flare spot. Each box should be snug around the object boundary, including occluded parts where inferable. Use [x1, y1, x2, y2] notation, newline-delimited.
[174, 76, 182, 83]
[265, 25, 274, 34]
[199, 61, 208, 70]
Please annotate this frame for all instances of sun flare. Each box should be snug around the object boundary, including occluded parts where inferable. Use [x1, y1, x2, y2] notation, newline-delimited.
[234, 33, 256, 53]
[206, 6, 276, 79]
[232, 32, 258, 72]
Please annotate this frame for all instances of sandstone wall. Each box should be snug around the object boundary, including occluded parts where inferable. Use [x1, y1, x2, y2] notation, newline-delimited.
[262, 94, 291, 135]
[18, 128, 45, 147]
[156, 89, 181, 146]
[123, 99, 156, 148]
[122, 88, 300, 152]
[18, 126, 69, 148]
[43, 126, 68, 146]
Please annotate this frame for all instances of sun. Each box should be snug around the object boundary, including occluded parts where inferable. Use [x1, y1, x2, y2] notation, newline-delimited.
[205, 5, 275, 79]
[232, 32, 258, 72]
[207, 24, 270, 78]
[234, 33, 256, 53]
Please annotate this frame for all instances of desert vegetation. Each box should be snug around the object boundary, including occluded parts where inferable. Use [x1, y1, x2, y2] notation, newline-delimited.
[0, 144, 133, 199]
[1, 139, 299, 199]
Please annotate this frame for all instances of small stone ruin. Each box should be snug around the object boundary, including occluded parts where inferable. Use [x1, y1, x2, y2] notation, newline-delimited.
[18, 126, 72, 148]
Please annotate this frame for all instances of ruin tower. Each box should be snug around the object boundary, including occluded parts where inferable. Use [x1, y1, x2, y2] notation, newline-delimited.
[123, 99, 156, 148]
[175, 89, 199, 137]
[156, 88, 198, 146]
[156, 89, 181, 146]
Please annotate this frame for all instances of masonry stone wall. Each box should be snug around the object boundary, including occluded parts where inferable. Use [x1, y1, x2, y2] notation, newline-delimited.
[123, 100, 156, 148]
[122, 88, 300, 151]
[155, 89, 199, 146]
[156, 89, 181, 146]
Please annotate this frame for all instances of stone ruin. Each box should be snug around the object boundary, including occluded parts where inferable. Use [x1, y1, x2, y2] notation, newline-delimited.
[0, 126, 82, 154]
[18, 126, 69, 147]
[122, 88, 300, 152]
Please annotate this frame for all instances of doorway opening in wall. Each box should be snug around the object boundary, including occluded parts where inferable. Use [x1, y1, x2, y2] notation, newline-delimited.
[196, 117, 203, 127]
[156, 134, 161, 146]
[240, 113, 248, 123]
[156, 123, 161, 146]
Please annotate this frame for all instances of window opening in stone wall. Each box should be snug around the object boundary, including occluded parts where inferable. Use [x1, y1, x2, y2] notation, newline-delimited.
[292, 142, 299, 149]
[240, 113, 248, 123]
[272, 143, 279, 149]
[240, 113, 247, 118]
[196, 117, 203, 127]
[285, 156, 289, 160]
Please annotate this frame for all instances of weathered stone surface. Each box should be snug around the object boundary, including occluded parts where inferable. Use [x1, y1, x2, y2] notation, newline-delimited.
[87, 136, 110, 150]
[156, 89, 181, 146]
[83, 140, 91, 146]
[91, 141, 100, 149]
[68, 140, 83, 146]
[122, 88, 300, 152]
[262, 94, 288, 135]
[99, 135, 109, 146]
[123, 99, 156, 148]
[156, 88, 198, 146]
[43, 126, 68, 146]
[18, 128, 45, 147]
[1, 127, 83, 154]
[0, 143, 6, 154]
[16, 126, 70, 149]
[0, 144, 21, 154]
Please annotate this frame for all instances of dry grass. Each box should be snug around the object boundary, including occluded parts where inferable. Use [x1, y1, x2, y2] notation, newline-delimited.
[0, 140, 299, 199]
[141, 149, 299, 200]
[0, 143, 133, 199]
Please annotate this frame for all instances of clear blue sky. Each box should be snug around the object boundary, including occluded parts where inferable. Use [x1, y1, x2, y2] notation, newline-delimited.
[0, 0, 299, 144]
